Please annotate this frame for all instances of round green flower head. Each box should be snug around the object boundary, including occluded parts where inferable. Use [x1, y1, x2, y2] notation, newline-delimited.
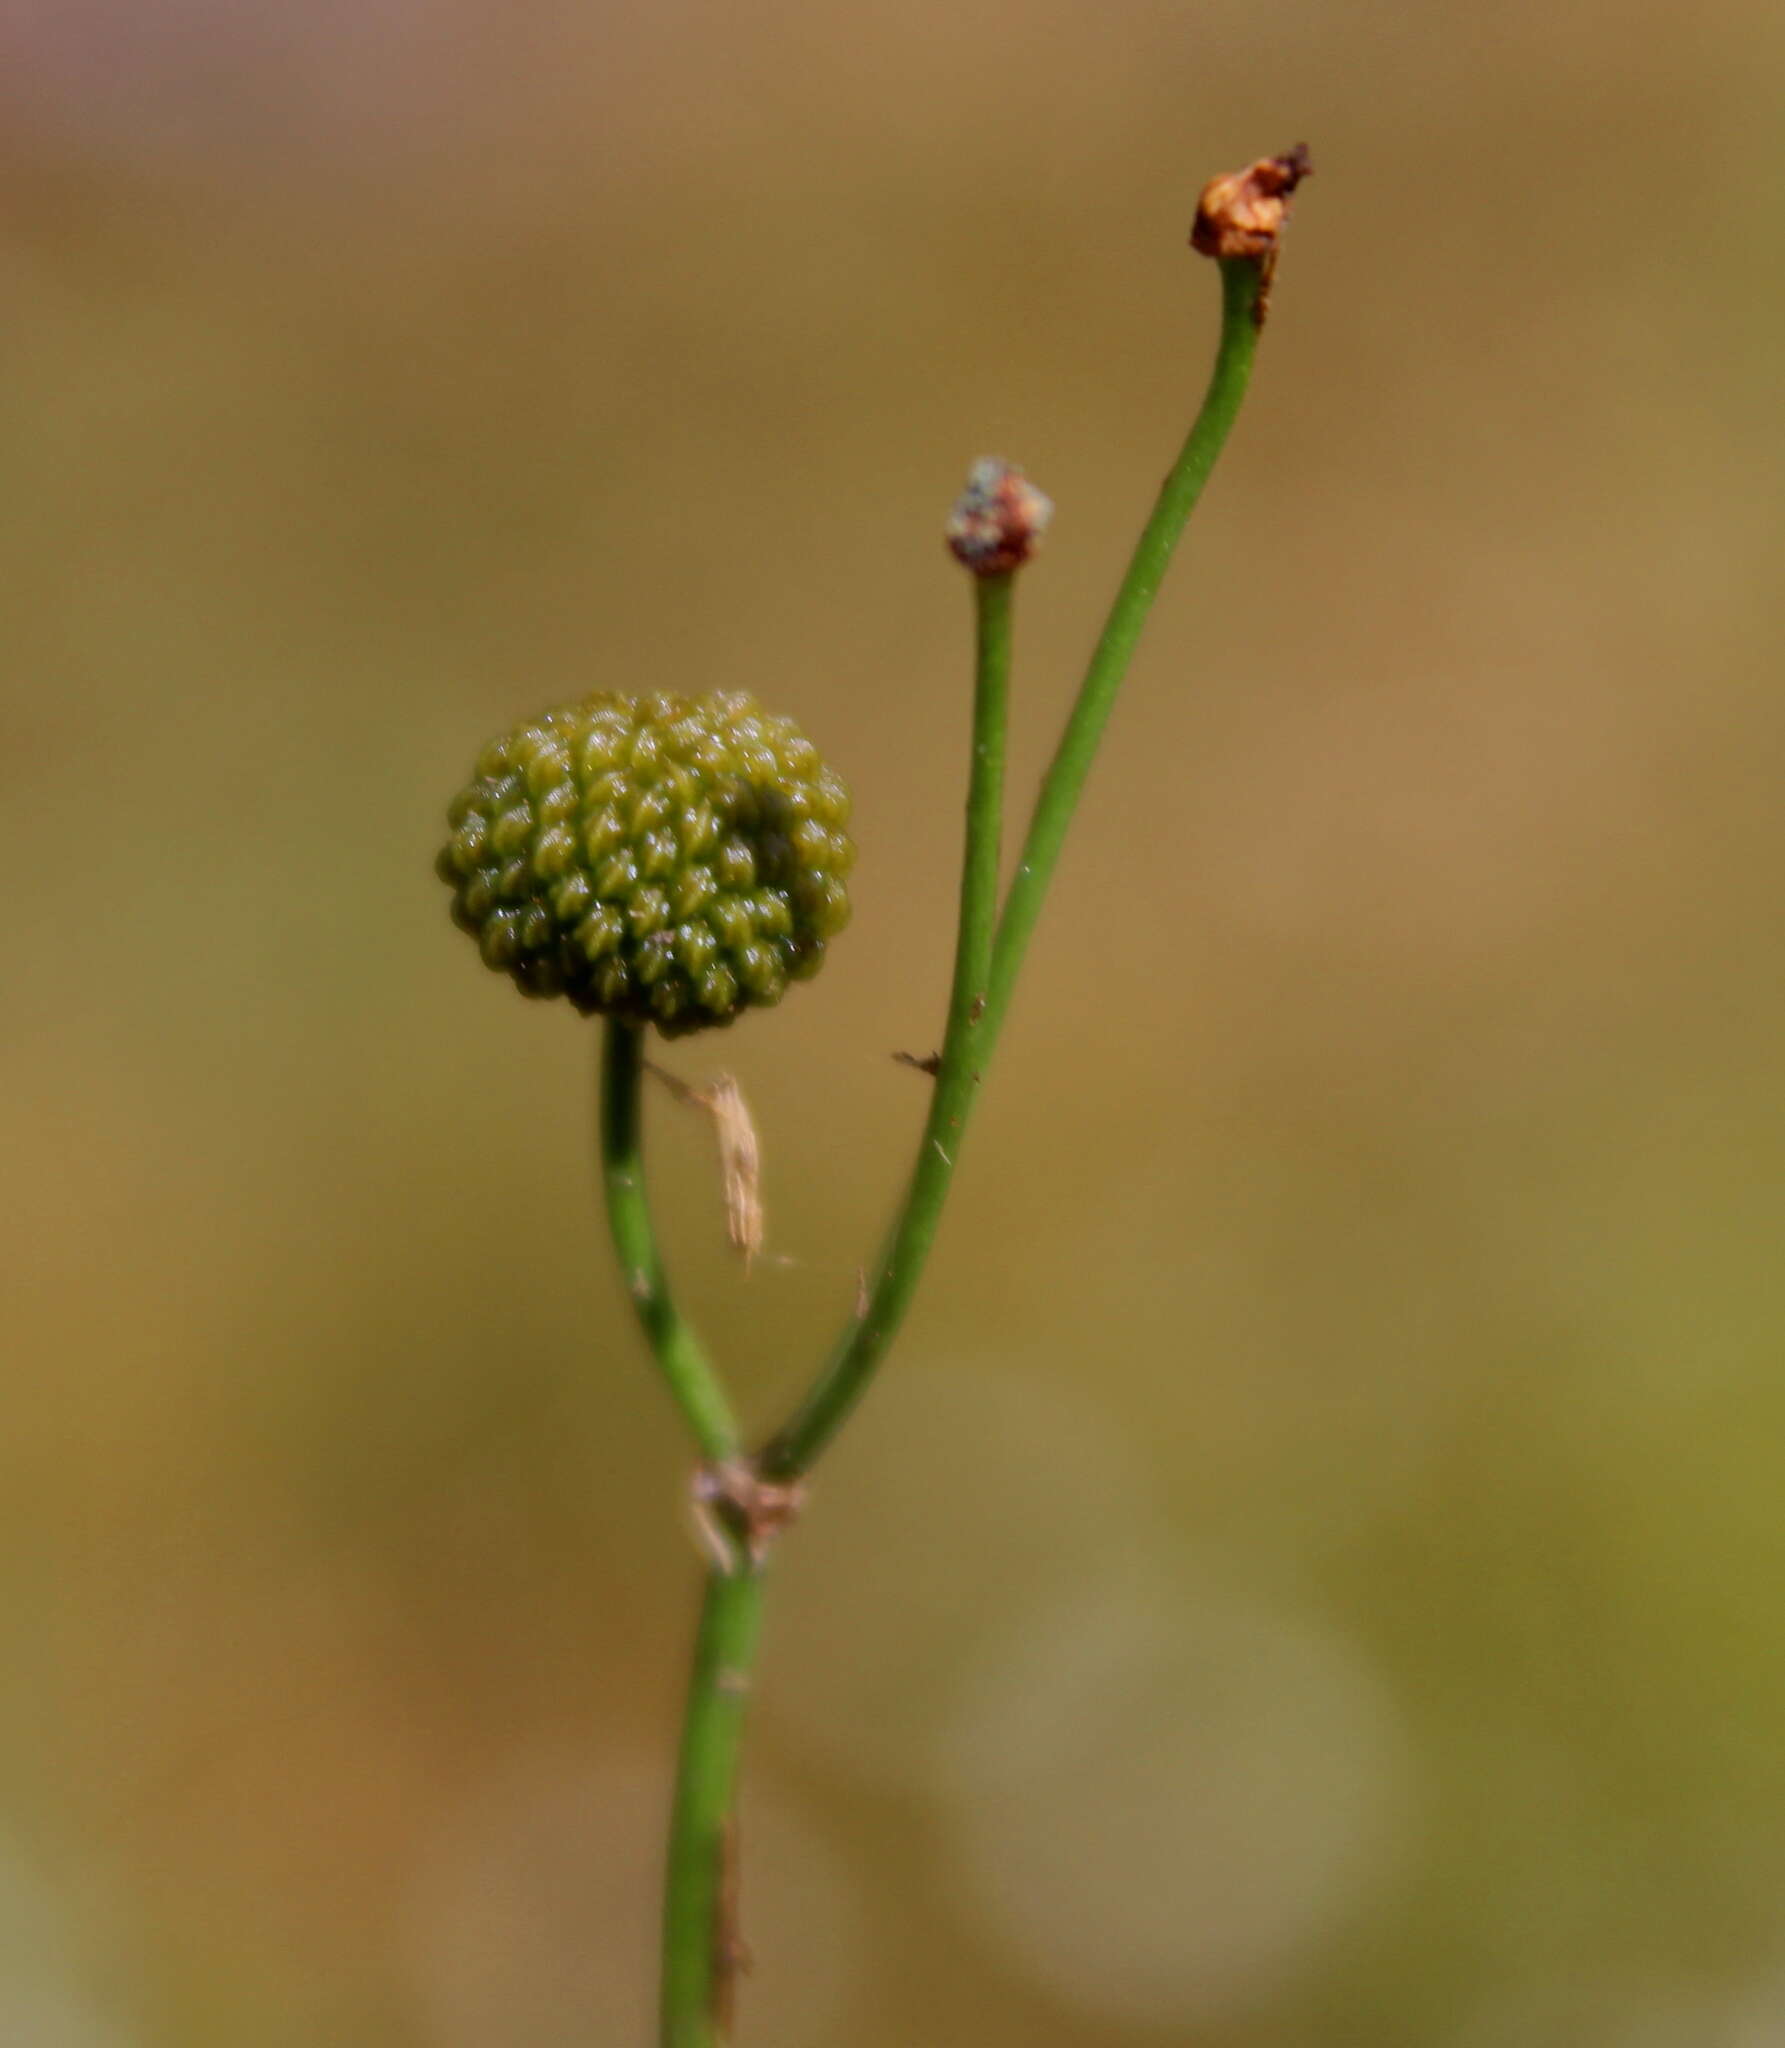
[438, 690, 853, 1034]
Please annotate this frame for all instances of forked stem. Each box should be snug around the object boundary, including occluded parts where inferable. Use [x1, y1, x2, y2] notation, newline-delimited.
[620, 159, 1305, 2044]
[762, 255, 1266, 1483]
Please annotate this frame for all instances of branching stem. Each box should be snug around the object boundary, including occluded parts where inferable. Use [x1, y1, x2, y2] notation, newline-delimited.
[761, 256, 1264, 1482]
[610, 231, 1289, 2048]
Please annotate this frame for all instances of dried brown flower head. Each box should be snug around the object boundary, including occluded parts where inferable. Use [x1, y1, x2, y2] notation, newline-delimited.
[1191, 144, 1313, 264]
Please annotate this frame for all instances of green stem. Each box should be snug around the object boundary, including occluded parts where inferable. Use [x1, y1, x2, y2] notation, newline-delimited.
[762, 570, 1014, 1479]
[660, 1559, 765, 2048]
[599, 1017, 741, 1463]
[984, 256, 1263, 1041]
[761, 256, 1265, 1481]
[598, 1019, 761, 2043]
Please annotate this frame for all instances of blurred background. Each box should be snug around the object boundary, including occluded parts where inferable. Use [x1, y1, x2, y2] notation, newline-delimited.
[3, 0, 1784, 2041]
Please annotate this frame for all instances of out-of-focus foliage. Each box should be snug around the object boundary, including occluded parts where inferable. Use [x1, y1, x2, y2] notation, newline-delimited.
[3, 1, 1783, 2041]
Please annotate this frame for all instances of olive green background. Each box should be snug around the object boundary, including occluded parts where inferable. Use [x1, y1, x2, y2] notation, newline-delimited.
[4, 1, 1784, 2041]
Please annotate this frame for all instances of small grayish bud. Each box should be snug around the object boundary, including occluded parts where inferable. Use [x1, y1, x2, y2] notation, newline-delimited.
[945, 458, 1053, 576]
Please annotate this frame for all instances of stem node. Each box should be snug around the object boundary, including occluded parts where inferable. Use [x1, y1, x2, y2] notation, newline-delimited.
[691, 1458, 807, 1574]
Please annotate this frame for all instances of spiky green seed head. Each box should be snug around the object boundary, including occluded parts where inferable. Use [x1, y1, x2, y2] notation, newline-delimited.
[437, 691, 853, 1035]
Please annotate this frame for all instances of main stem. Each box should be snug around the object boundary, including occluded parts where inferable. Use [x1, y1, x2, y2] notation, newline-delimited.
[761, 569, 1014, 1479]
[762, 256, 1264, 1481]
[599, 1018, 740, 1464]
[660, 1557, 765, 2048]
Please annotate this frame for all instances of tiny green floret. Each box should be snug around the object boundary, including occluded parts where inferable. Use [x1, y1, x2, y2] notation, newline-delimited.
[438, 690, 853, 1034]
